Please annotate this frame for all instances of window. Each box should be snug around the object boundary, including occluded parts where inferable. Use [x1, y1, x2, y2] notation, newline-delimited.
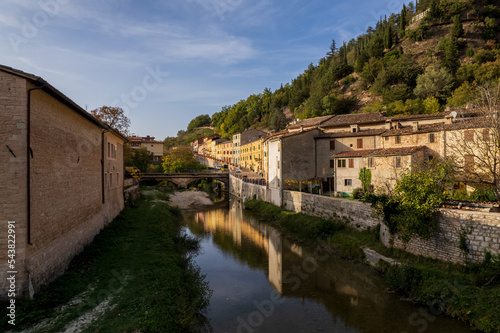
[429, 133, 435, 143]
[464, 130, 474, 141]
[337, 159, 346, 168]
[117, 173, 120, 186]
[367, 157, 374, 168]
[394, 156, 402, 168]
[348, 158, 354, 168]
[344, 179, 352, 186]
[357, 139, 363, 149]
[107, 142, 110, 158]
[483, 129, 490, 141]
[385, 137, 389, 141]
[110, 172, 113, 187]
[330, 159, 335, 168]
[330, 140, 335, 150]
[395, 136, 401, 145]
[465, 155, 474, 172]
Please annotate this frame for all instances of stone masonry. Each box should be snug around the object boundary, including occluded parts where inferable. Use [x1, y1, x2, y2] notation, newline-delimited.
[230, 175, 500, 264]
[0, 66, 126, 298]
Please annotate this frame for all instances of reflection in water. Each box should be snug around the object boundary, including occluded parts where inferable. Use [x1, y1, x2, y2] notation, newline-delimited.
[184, 198, 473, 333]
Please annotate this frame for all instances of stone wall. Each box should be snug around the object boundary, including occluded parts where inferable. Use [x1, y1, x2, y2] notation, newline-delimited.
[229, 175, 268, 203]
[229, 175, 500, 264]
[282, 191, 380, 230]
[381, 209, 500, 263]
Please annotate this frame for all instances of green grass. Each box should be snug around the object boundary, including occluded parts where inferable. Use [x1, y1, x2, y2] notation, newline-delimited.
[0, 188, 211, 333]
[244, 198, 500, 333]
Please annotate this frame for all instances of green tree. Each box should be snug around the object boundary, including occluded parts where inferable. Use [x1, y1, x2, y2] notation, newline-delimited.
[451, 15, 464, 38]
[447, 81, 478, 107]
[423, 96, 442, 113]
[131, 148, 153, 172]
[414, 67, 455, 102]
[386, 160, 454, 242]
[162, 146, 206, 173]
[187, 114, 211, 131]
[268, 109, 287, 131]
[359, 167, 372, 192]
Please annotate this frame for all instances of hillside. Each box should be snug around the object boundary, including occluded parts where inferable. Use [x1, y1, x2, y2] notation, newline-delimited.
[182, 0, 500, 140]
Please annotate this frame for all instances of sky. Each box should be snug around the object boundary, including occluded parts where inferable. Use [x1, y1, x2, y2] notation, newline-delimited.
[1, 0, 410, 139]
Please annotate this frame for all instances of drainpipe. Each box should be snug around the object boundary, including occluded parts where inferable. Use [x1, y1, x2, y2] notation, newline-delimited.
[101, 129, 109, 204]
[27, 82, 45, 246]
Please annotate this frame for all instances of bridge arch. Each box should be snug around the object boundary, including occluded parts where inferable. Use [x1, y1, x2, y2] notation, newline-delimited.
[140, 172, 229, 189]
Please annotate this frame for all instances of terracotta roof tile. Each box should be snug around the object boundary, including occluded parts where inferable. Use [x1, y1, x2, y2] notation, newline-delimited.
[321, 112, 387, 127]
[287, 115, 334, 129]
[334, 146, 424, 158]
[315, 128, 386, 139]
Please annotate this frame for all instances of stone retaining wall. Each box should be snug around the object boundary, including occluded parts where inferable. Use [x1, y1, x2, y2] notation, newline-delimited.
[282, 191, 380, 230]
[381, 209, 500, 263]
[229, 175, 267, 203]
[229, 175, 500, 263]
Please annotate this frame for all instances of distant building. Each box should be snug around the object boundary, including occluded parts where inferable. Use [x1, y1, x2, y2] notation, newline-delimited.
[234, 129, 268, 168]
[128, 135, 164, 162]
[0, 64, 127, 298]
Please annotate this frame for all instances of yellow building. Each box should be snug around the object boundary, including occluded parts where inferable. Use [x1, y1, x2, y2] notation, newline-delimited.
[128, 135, 164, 162]
[240, 138, 264, 173]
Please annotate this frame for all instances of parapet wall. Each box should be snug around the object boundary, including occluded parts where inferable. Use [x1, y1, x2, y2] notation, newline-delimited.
[229, 175, 500, 264]
[282, 190, 380, 230]
[229, 175, 267, 203]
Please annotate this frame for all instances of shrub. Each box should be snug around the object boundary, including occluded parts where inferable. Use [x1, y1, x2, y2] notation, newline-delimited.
[352, 187, 365, 199]
[470, 189, 497, 202]
[466, 49, 475, 58]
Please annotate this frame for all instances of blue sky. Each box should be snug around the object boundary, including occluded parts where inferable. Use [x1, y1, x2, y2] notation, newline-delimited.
[1, 0, 409, 139]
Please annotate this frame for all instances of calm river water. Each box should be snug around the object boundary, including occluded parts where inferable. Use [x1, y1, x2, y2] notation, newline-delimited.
[182, 198, 474, 333]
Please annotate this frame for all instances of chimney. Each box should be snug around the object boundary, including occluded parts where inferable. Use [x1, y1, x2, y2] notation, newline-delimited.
[412, 121, 419, 131]
[445, 115, 453, 124]
[385, 119, 392, 130]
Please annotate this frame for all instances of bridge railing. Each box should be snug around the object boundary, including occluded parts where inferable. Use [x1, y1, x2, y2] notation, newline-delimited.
[230, 172, 267, 186]
[142, 169, 226, 175]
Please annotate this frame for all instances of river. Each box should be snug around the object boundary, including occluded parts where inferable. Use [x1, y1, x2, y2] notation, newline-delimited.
[182, 197, 474, 333]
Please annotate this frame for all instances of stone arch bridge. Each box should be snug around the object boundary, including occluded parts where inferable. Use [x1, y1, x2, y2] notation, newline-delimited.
[140, 172, 229, 189]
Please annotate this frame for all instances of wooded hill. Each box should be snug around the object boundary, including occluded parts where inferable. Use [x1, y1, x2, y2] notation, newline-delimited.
[177, 0, 500, 143]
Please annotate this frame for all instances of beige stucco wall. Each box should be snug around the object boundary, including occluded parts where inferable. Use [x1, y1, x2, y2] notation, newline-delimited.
[316, 135, 379, 179]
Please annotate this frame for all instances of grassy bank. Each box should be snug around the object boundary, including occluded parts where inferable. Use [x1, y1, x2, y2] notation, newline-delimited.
[1, 189, 212, 333]
[244, 199, 500, 333]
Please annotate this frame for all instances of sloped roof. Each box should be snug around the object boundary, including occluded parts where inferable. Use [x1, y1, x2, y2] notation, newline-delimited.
[287, 115, 334, 130]
[321, 112, 387, 128]
[334, 146, 424, 158]
[0, 64, 128, 142]
[129, 136, 163, 143]
[315, 128, 386, 139]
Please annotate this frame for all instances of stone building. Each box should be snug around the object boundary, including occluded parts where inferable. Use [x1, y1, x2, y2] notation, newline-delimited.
[0, 65, 127, 298]
[263, 108, 492, 199]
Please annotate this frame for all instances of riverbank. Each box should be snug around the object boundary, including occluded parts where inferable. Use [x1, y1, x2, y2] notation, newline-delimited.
[244, 198, 500, 333]
[0, 189, 212, 333]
